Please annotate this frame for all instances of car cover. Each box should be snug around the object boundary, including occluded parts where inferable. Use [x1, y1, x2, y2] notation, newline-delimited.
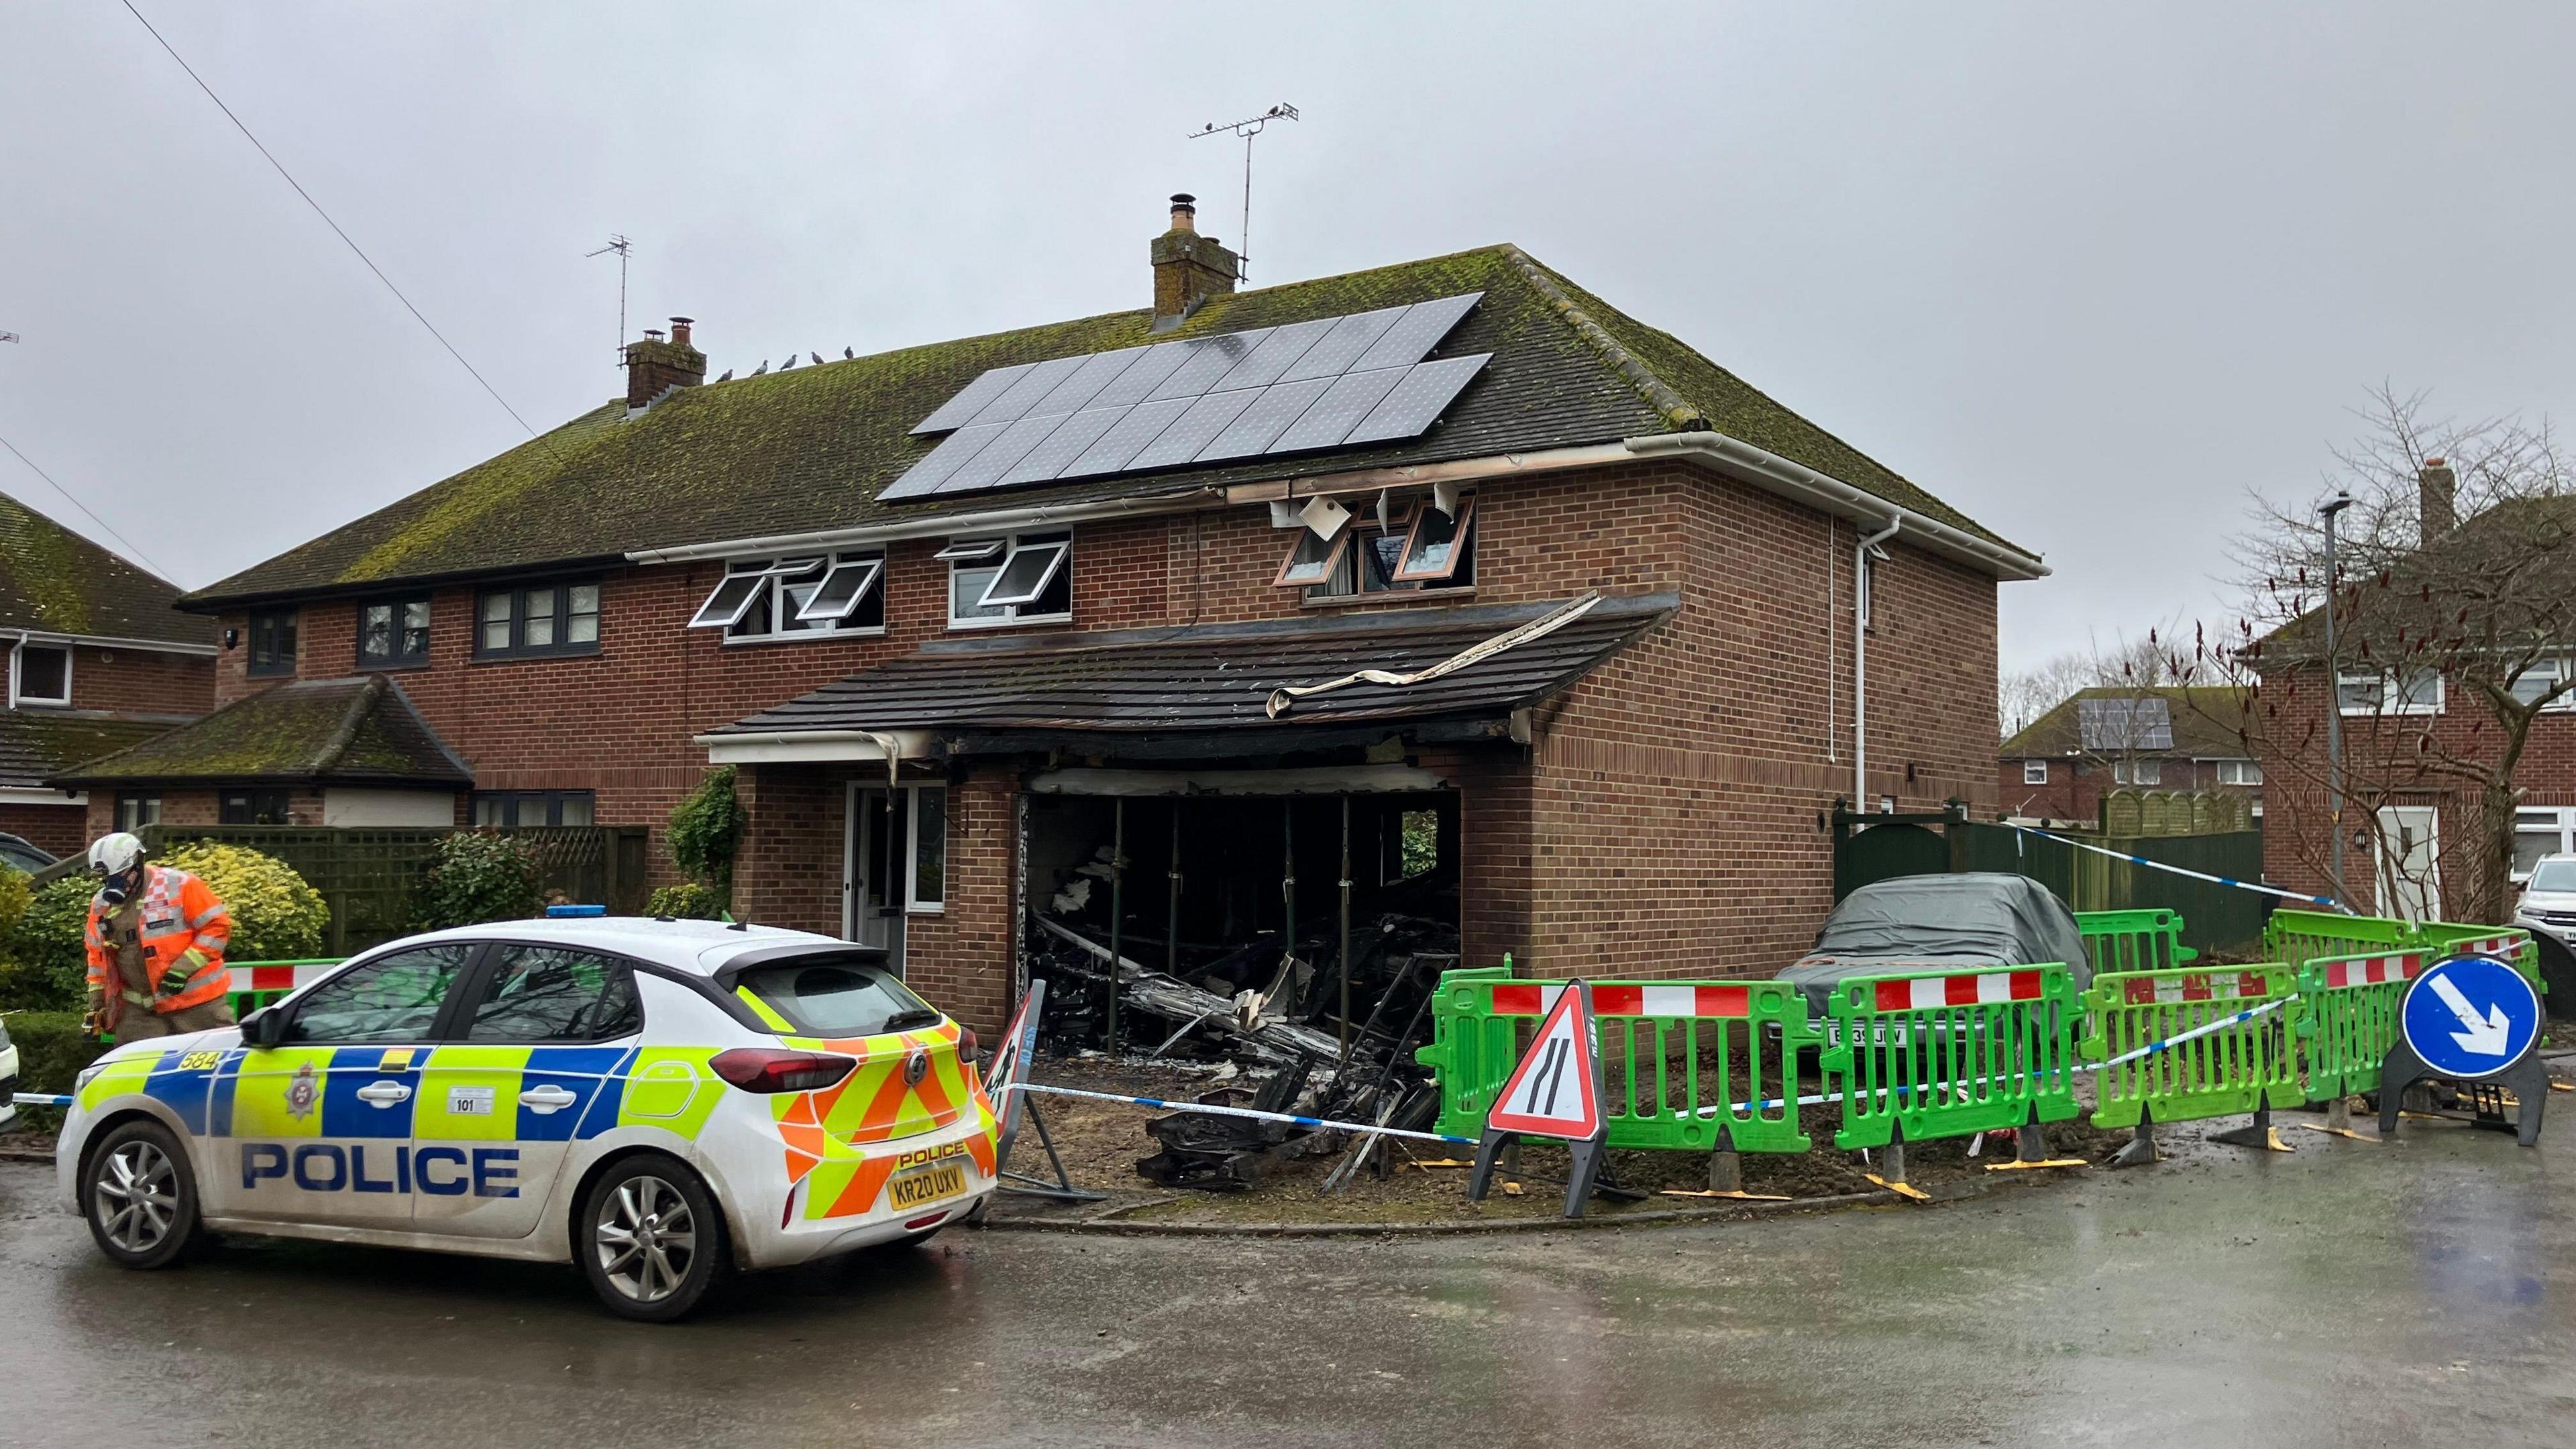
[1778, 872, 2090, 1018]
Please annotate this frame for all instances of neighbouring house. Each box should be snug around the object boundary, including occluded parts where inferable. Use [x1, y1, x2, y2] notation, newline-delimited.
[1997, 686, 2261, 826]
[2247, 460, 2576, 921]
[0, 490, 215, 856]
[166, 197, 2041, 1030]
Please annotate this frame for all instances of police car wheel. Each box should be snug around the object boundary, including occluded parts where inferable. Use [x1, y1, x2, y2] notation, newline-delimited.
[579, 1156, 728, 1322]
[82, 1120, 205, 1270]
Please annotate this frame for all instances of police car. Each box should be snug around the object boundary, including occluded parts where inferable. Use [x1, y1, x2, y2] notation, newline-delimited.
[57, 917, 1000, 1320]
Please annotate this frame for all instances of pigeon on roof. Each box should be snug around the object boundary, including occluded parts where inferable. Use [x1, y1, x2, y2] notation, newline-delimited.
[780, 354, 796, 370]
[843, 346, 854, 359]
[810, 352, 824, 366]
[751, 360, 768, 375]
[714, 368, 733, 382]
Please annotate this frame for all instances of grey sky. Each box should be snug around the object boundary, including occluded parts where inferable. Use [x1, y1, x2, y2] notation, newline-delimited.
[5, 3, 2570, 673]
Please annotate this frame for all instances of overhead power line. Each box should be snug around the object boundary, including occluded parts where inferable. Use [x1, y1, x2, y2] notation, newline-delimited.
[0, 429, 177, 580]
[119, 0, 539, 438]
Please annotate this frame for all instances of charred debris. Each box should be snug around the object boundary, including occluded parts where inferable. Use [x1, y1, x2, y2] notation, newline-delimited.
[1024, 789, 1457, 1189]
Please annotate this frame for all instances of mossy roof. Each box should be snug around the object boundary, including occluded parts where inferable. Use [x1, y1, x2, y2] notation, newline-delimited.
[0, 710, 188, 788]
[191, 244, 2020, 607]
[0, 490, 215, 643]
[54, 676, 473, 787]
[2000, 686, 2253, 758]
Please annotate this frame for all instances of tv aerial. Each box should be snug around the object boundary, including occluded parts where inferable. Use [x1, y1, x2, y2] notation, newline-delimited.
[1187, 103, 1299, 282]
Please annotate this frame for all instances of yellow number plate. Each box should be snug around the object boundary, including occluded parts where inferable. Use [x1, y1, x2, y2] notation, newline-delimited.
[886, 1161, 968, 1210]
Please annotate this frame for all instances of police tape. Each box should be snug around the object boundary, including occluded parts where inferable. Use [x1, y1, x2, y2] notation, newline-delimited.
[1005, 1081, 1482, 1146]
[13, 1093, 73, 1108]
[1699, 994, 2303, 1116]
[2001, 823, 2347, 912]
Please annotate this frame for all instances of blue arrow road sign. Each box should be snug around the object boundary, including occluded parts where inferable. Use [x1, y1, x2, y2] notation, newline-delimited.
[2400, 956, 2542, 1080]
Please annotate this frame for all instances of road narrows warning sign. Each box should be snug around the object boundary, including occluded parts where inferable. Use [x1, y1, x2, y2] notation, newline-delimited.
[1470, 979, 1610, 1218]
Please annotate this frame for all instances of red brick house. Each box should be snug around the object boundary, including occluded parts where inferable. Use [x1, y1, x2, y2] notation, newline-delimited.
[1997, 686, 2261, 826]
[0, 491, 215, 856]
[143, 199, 2041, 1030]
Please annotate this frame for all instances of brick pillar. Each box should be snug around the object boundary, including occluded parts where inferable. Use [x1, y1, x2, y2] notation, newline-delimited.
[733, 764, 842, 935]
[894, 765, 1016, 1035]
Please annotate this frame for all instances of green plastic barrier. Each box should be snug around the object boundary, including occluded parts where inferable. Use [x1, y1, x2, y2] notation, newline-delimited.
[2415, 922, 2541, 987]
[2084, 963, 2304, 1128]
[2264, 909, 2415, 976]
[1414, 970, 1822, 1154]
[2296, 947, 2424, 1102]
[1820, 963, 2084, 1150]
[2074, 909, 2197, 973]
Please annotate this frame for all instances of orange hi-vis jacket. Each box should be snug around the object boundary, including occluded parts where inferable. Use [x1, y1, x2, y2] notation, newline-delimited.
[85, 865, 231, 1024]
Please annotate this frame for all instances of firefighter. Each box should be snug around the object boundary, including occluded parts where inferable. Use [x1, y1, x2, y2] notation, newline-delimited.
[80, 833, 234, 1040]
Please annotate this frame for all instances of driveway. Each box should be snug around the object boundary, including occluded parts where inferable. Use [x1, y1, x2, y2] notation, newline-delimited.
[1, 1116, 2569, 1448]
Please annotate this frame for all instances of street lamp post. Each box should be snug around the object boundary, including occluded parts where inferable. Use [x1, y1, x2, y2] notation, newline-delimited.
[2318, 490, 2355, 902]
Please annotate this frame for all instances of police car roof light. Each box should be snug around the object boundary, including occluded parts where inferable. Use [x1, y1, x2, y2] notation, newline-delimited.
[545, 903, 609, 918]
[708, 1047, 857, 1093]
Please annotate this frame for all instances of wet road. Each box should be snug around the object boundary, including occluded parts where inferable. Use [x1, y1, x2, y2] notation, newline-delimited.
[3, 1118, 2571, 1448]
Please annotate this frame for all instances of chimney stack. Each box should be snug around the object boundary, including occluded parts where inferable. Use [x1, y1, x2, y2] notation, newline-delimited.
[1150, 193, 1236, 327]
[625, 315, 706, 411]
[2419, 455, 2458, 541]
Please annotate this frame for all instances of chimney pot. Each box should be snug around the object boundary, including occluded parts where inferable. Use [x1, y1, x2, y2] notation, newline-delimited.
[623, 315, 706, 411]
[1150, 193, 1236, 323]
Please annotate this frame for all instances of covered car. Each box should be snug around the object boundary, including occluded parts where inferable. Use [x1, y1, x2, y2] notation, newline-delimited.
[1779, 872, 2090, 1018]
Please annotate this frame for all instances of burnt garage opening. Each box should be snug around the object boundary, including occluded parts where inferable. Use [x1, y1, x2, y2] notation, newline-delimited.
[1020, 774, 1460, 1067]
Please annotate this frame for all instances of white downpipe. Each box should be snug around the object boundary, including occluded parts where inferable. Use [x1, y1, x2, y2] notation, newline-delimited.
[1853, 516, 1900, 808]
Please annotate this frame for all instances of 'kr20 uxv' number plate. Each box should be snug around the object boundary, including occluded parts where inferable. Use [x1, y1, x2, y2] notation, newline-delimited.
[886, 1161, 968, 1210]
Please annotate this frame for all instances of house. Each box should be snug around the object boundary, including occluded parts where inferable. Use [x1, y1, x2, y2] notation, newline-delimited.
[0, 490, 215, 855]
[2247, 460, 2576, 921]
[1997, 686, 2261, 826]
[161, 197, 2041, 1030]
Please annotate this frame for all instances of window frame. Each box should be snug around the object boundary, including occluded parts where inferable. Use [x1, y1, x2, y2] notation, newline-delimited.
[219, 788, 292, 825]
[2021, 759, 2049, 786]
[2515, 806, 2573, 884]
[2338, 667, 2444, 716]
[474, 580, 602, 660]
[471, 790, 596, 828]
[1389, 494, 1477, 584]
[114, 792, 161, 833]
[947, 531, 1072, 630]
[692, 552, 888, 642]
[2131, 758, 2162, 786]
[904, 783, 946, 914]
[246, 608, 299, 678]
[355, 594, 433, 669]
[10, 641, 71, 706]
[1273, 526, 1353, 589]
[2506, 657, 2576, 712]
[2213, 759, 2263, 786]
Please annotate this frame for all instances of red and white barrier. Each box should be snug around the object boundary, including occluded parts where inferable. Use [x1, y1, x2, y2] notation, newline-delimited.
[1871, 970, 2044, 1012]
[1489, 982, 1752, 1018]
[225, 961, 335, 995]
[2321, 953, 2421, 989]
[2121, 971, 2272, 1005]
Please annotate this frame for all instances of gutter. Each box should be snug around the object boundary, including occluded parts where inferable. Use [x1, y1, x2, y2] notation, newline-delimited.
[1, 627, 219, 658]
[1622, 431, 2049, 582]
[693, 728, 938, 766]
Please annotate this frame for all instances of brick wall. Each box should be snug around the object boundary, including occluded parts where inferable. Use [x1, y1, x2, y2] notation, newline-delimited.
[0, 800, 89, 857]
[64, 644, 213, 717]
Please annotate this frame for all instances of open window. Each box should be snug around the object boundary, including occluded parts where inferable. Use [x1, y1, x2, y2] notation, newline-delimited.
[1391, 493, 1475, 583]
[690, 557, 821, 630]
[1273, 527, 1352, 588]
[796, 555, 887, 626]
[949, 532, 1072, 627]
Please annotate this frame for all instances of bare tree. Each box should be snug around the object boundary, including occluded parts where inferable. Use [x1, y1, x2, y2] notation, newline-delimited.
[2209, 385, 2576, 922]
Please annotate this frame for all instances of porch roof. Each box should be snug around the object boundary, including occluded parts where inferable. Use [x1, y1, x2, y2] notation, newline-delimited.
[703, 592, 1676, 761]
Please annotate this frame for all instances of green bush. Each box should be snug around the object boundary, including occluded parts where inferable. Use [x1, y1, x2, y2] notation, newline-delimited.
[7, 1010, 106, 1093]
[411, 832, 541, 930]
[9, 875, 95, 1009]
[156, 842, 329, 963]
[0, 866, 52, 1011]
[645, 882, 727, 920]
[667, 766, 745, 894]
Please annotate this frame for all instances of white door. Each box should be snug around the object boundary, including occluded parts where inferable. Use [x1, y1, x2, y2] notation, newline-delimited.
[844, 784, 906, 963]
[2375, 806, 2441, 922]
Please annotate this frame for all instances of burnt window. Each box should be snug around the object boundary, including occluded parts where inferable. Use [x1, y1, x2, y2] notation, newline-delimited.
[11, 643, 70, 706]
[358, 596, 432, 667]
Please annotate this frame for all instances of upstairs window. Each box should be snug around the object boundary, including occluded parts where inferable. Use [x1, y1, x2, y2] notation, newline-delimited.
[2338, 667, 2443, 716]
[2112, 759, 2162, 786]
[1285, 494, 1479, 599]
[11, 643, 70, 706]
[945, 532, 1071, 628]
[2508, 657, 2576, 710]
[2021, 759, 2049, 786]
[690, 552, 885, 639]
[357, 596, 431, 668]
[476, 582, 601, 659]
[2214, 759, 2263, 786]
[1391, 494, 1476, 584]
[248, 609, 299, 678]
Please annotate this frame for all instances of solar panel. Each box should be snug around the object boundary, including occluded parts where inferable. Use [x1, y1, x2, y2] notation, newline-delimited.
[1265, 367, 1408, 454]
[2077, 698, 2174, 752]
[1127, 390, 1260, 471]
[1195, 376, 1334, 462]
[1341, 354, 1493, 446]
[909, 363, 1034, 435]
[881, 291, 1486, 502]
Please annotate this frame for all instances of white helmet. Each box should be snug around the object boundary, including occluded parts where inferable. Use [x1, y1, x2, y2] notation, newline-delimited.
[88, 832, 146, 876]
